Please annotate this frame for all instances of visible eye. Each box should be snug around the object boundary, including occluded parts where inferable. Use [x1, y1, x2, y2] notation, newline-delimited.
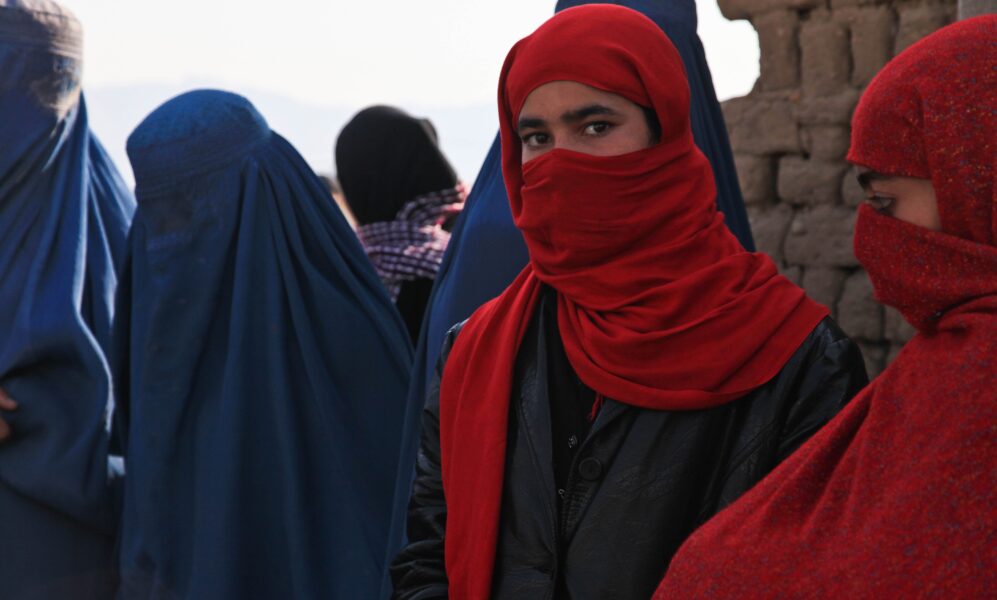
[583, 121, 612, 136]
[521, 132, 550, 149]
[864, 194, 895, 214]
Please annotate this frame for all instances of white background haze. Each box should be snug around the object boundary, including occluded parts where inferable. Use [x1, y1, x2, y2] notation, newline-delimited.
[59, 0, 759, 186]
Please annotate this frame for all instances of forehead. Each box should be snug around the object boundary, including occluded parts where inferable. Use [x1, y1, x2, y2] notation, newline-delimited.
[518, 80, 639, 117]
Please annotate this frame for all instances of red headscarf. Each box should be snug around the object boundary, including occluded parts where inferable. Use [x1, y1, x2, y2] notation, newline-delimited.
[656, 16, 997, 598]
[436, 6, 829, 597]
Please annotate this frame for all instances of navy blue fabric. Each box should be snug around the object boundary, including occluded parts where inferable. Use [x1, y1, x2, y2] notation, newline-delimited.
[0, 2, 135, 598]
[115, 90, 413, 600]
[381, 1, 755, 594]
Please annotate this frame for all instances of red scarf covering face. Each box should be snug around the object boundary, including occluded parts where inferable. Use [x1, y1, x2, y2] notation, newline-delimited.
[656, 16, 997, 599]
[438, 6, 830, 597]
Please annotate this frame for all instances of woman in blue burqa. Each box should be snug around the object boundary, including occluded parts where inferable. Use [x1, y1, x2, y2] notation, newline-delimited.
[114, 89, 413, 599]
[0, 1, 135, 598]
[381, 0, 756, 594]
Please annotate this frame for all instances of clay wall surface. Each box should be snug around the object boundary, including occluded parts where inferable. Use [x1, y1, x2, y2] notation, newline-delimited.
[720, 0, 957, 374]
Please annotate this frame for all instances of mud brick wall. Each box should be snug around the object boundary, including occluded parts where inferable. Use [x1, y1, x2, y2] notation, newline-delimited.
[720, 0, 956, 375]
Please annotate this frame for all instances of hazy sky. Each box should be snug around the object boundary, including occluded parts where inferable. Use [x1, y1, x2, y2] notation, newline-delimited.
[58, 0, 759, 182]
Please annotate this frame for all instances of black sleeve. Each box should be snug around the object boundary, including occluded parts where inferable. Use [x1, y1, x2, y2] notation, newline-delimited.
[709, 317, 870, 515]
[775, 317, 869, 462]
[389, 324, 464, 600]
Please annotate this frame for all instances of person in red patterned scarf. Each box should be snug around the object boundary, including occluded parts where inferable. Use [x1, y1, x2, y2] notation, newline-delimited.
[655, 15, 996, 599]
[389, 6, 869, 599]
[335, 105, 466, 342]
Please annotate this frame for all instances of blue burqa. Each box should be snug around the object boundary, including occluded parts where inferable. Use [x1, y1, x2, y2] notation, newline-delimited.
[0, 2, 135, 598]
[381, 0, 756, 595]
[115, 90, 414, 599]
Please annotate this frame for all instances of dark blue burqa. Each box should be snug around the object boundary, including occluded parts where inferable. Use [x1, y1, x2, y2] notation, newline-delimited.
[381, 1, 755, 594]
[0, 3, 135, 598]
[115, 90, 413, 599]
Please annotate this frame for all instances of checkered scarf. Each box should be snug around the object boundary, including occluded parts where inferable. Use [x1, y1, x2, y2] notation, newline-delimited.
[356, 183, 467, 301]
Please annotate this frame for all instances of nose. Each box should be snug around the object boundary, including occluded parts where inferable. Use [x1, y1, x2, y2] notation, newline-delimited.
[554, 138, 585, 154]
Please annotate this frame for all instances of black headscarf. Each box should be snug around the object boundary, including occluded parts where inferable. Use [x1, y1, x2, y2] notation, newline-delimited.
[335, 105, 458, 226]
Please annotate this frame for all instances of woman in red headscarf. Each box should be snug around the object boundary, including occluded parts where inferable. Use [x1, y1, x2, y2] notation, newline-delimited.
[391, 6, 868, 599]
[655, 16, 997, 598]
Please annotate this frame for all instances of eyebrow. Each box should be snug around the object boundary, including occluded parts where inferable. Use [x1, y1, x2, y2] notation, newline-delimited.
[856, 170, 894, 188]
[517, 104, 620, 133]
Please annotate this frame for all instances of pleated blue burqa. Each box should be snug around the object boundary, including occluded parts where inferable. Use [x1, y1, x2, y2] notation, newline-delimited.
[381, 1, 756, 595]
[0, 1, 135, 598]
[115, 90, 413, 599]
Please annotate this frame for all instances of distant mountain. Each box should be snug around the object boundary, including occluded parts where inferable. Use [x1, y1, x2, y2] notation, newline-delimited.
[85, 83, 498, 189]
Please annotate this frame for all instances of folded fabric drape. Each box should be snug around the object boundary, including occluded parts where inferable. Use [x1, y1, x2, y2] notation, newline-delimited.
[0, 2, 135, 598]
[438, 7, 827, 596]
[657, 16, 997, 598]
[382, 3, 760, 593]
[115, 90, 413, 599]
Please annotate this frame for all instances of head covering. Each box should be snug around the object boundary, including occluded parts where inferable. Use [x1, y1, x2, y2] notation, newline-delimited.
[337, 104, 465, 339]
[435, 6, 828, 597]
[335, 105, 459, 226]
[848, 13, 996, 331]
[416, 0, 755, 395]
[115, 90, 413, 599]
[656, 17, 996, 598]
[0, 2, 135, 598]
[380, 4, 760, 590]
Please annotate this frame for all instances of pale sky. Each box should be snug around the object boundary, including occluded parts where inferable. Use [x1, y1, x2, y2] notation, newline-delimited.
[58, 0, 759, 183]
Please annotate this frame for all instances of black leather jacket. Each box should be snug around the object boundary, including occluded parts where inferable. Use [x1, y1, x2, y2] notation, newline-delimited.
[391, 297, 868, 600]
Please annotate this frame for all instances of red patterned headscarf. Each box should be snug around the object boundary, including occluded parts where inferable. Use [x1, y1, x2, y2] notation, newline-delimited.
[656, 16, 996, 598]
[436, 6, 829, 598]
